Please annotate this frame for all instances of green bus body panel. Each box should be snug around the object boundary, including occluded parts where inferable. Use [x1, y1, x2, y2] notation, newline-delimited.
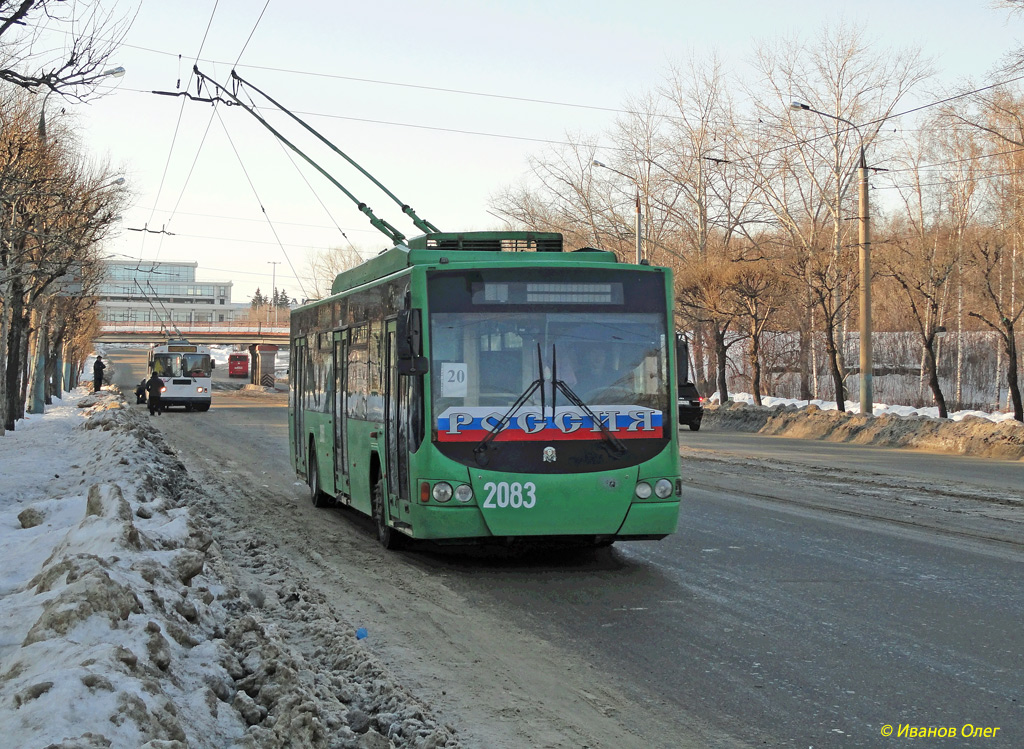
[617, 501, 680, 536]
[291, 231, 683, 543]
[401, 438, 681, 540]
[345, 419, 379, 516]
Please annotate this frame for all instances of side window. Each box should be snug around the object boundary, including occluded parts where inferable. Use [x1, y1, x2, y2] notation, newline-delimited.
[302, 345, 315, 412]
[367, 319, 385, 420]
[347, 324, 368, 419]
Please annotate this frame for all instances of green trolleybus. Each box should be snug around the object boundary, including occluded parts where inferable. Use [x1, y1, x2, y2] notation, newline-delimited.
[289, 231, 683, 548]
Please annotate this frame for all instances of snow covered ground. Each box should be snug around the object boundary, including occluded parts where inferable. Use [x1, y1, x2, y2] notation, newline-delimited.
[706, 393, 1024, 460]
[0, 385, 458, 748]
[713, 391, 1022, 424]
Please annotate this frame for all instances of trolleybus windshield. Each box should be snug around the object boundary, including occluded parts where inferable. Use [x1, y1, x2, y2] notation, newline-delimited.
[152, 353, 212, 378]
[428, 268, 670, 472]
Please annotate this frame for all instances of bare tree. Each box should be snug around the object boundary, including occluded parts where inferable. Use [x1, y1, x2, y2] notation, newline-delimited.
[0, 87, 124, 431]
[305, 244, 365, 300]
[728, 256, 788, 405]
[876, 117, 980, 417]
[967, 237, 1024, 420]
[0, 1, 131, 95]
[676, 246, 744, 403]
[747, 22, 932, 411]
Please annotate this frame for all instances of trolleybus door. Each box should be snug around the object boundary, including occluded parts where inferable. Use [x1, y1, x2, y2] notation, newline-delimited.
[333, 330, 349, 494]
[384, 322, 410, 512]
[292, 338, 306, 467]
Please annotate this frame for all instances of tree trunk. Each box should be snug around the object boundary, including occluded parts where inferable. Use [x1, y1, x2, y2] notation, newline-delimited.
[922, 336, 948, 419]
[823, 319, 846, 412]
[750, 320, 763, 406]
[5, 277, 26, 431]
[715, 327, 729, 404]
[1004, 322, 1023, 422]
[26, 306, 45, 414]
[799, 295, 812, 400]
[0, 274, 8, 437]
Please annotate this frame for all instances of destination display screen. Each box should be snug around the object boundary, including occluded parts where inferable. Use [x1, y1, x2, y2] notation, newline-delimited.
[474, 282, 623, 306]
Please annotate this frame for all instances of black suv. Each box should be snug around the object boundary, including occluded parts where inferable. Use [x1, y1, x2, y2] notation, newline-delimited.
[678, 382, 704, 431]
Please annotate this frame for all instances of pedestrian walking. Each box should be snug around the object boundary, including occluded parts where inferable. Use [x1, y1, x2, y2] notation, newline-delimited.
[92, 356, 106, 393]
[146, 373, 165, 415]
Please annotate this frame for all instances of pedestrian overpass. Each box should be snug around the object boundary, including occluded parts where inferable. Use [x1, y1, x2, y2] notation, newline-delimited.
[96, 322, 289, 346]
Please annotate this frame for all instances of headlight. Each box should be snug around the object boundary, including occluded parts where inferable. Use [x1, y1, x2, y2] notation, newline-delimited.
[432, 482, 453, 503]
[654, 479, 674, 498]
[634, 481, 652, 499]
[454, 484, 474, 503]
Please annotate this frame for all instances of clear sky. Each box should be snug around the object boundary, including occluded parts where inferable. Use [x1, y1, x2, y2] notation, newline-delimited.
[61, 0, 1024, 303]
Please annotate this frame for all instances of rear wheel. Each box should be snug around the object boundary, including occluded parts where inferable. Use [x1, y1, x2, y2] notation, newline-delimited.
[308, 451, 332, 508]
[689, 423, 701, 432]
[372, 478, 403, 550]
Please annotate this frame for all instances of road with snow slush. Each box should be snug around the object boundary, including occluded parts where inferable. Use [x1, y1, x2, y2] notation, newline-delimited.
[107, 348, 1024, 748]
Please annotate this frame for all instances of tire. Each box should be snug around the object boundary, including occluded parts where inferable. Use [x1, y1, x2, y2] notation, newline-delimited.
[689, 423, 701, 432]
[196, 403, 211, 412]
[372, 478, 403, 550]
[308, 451, 332, 508]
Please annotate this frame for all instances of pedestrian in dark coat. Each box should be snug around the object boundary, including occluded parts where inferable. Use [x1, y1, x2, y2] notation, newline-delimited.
[135, 379, 147, 405]
[146, 373, 165, 415]
[92, 357, 106, 393]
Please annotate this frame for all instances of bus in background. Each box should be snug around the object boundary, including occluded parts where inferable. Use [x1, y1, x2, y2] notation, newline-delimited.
[148, 339, 213, 412]
[228, 352, 250, 378]
[289, 231, 684, 549]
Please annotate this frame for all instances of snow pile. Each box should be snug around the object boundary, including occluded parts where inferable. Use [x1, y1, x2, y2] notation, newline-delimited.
[705, 399, 1024, 460]
[0, 388, 459, 748]
[714, 391, 1022, 423]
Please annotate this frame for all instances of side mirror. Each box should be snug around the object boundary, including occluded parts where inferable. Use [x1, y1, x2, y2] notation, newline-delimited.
[676, 335, 690, 386]
[396, 309, 429, 375]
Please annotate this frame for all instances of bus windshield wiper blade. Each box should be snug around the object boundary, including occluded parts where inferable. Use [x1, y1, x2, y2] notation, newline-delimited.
[473, 344, 546, 465]
[553, 378, 628, 457]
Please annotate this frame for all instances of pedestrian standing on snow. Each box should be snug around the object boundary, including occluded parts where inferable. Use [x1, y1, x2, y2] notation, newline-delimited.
[92, 356, 106, 393]
[135, 379, 147, 405]
[146, 373, 165, 415]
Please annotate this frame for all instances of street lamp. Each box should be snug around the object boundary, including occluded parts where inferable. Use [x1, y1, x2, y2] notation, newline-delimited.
[592, 159, 642, 264]
[790, 100, 873, 416]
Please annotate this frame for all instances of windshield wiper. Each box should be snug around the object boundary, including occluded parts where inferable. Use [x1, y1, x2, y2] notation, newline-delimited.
[551, 344, 627, 457]
[473, 343, 546, 466]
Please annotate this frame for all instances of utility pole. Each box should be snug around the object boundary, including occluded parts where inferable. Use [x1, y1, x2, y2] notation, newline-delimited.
[791, 101, 874, 415]
[267, 261, 280, 325]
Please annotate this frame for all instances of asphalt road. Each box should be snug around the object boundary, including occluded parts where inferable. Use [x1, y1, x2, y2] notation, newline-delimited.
[101, 347, 1024, 748]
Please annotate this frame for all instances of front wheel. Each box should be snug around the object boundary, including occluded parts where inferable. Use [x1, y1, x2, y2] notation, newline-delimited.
[372, 478, 403, 550]
[689, 423, 701, 432]
[308, 452, 332, 508]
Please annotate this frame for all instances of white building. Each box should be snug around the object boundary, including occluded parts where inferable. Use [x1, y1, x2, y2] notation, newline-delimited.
[97, 260, 249, 325]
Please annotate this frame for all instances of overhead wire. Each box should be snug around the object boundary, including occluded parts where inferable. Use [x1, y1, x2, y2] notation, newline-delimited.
[213, 105, 308, 297]
[145, 1, 221, 263]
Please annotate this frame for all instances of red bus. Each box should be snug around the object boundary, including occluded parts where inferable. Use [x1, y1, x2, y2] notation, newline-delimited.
[228, 352, 249, 378]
